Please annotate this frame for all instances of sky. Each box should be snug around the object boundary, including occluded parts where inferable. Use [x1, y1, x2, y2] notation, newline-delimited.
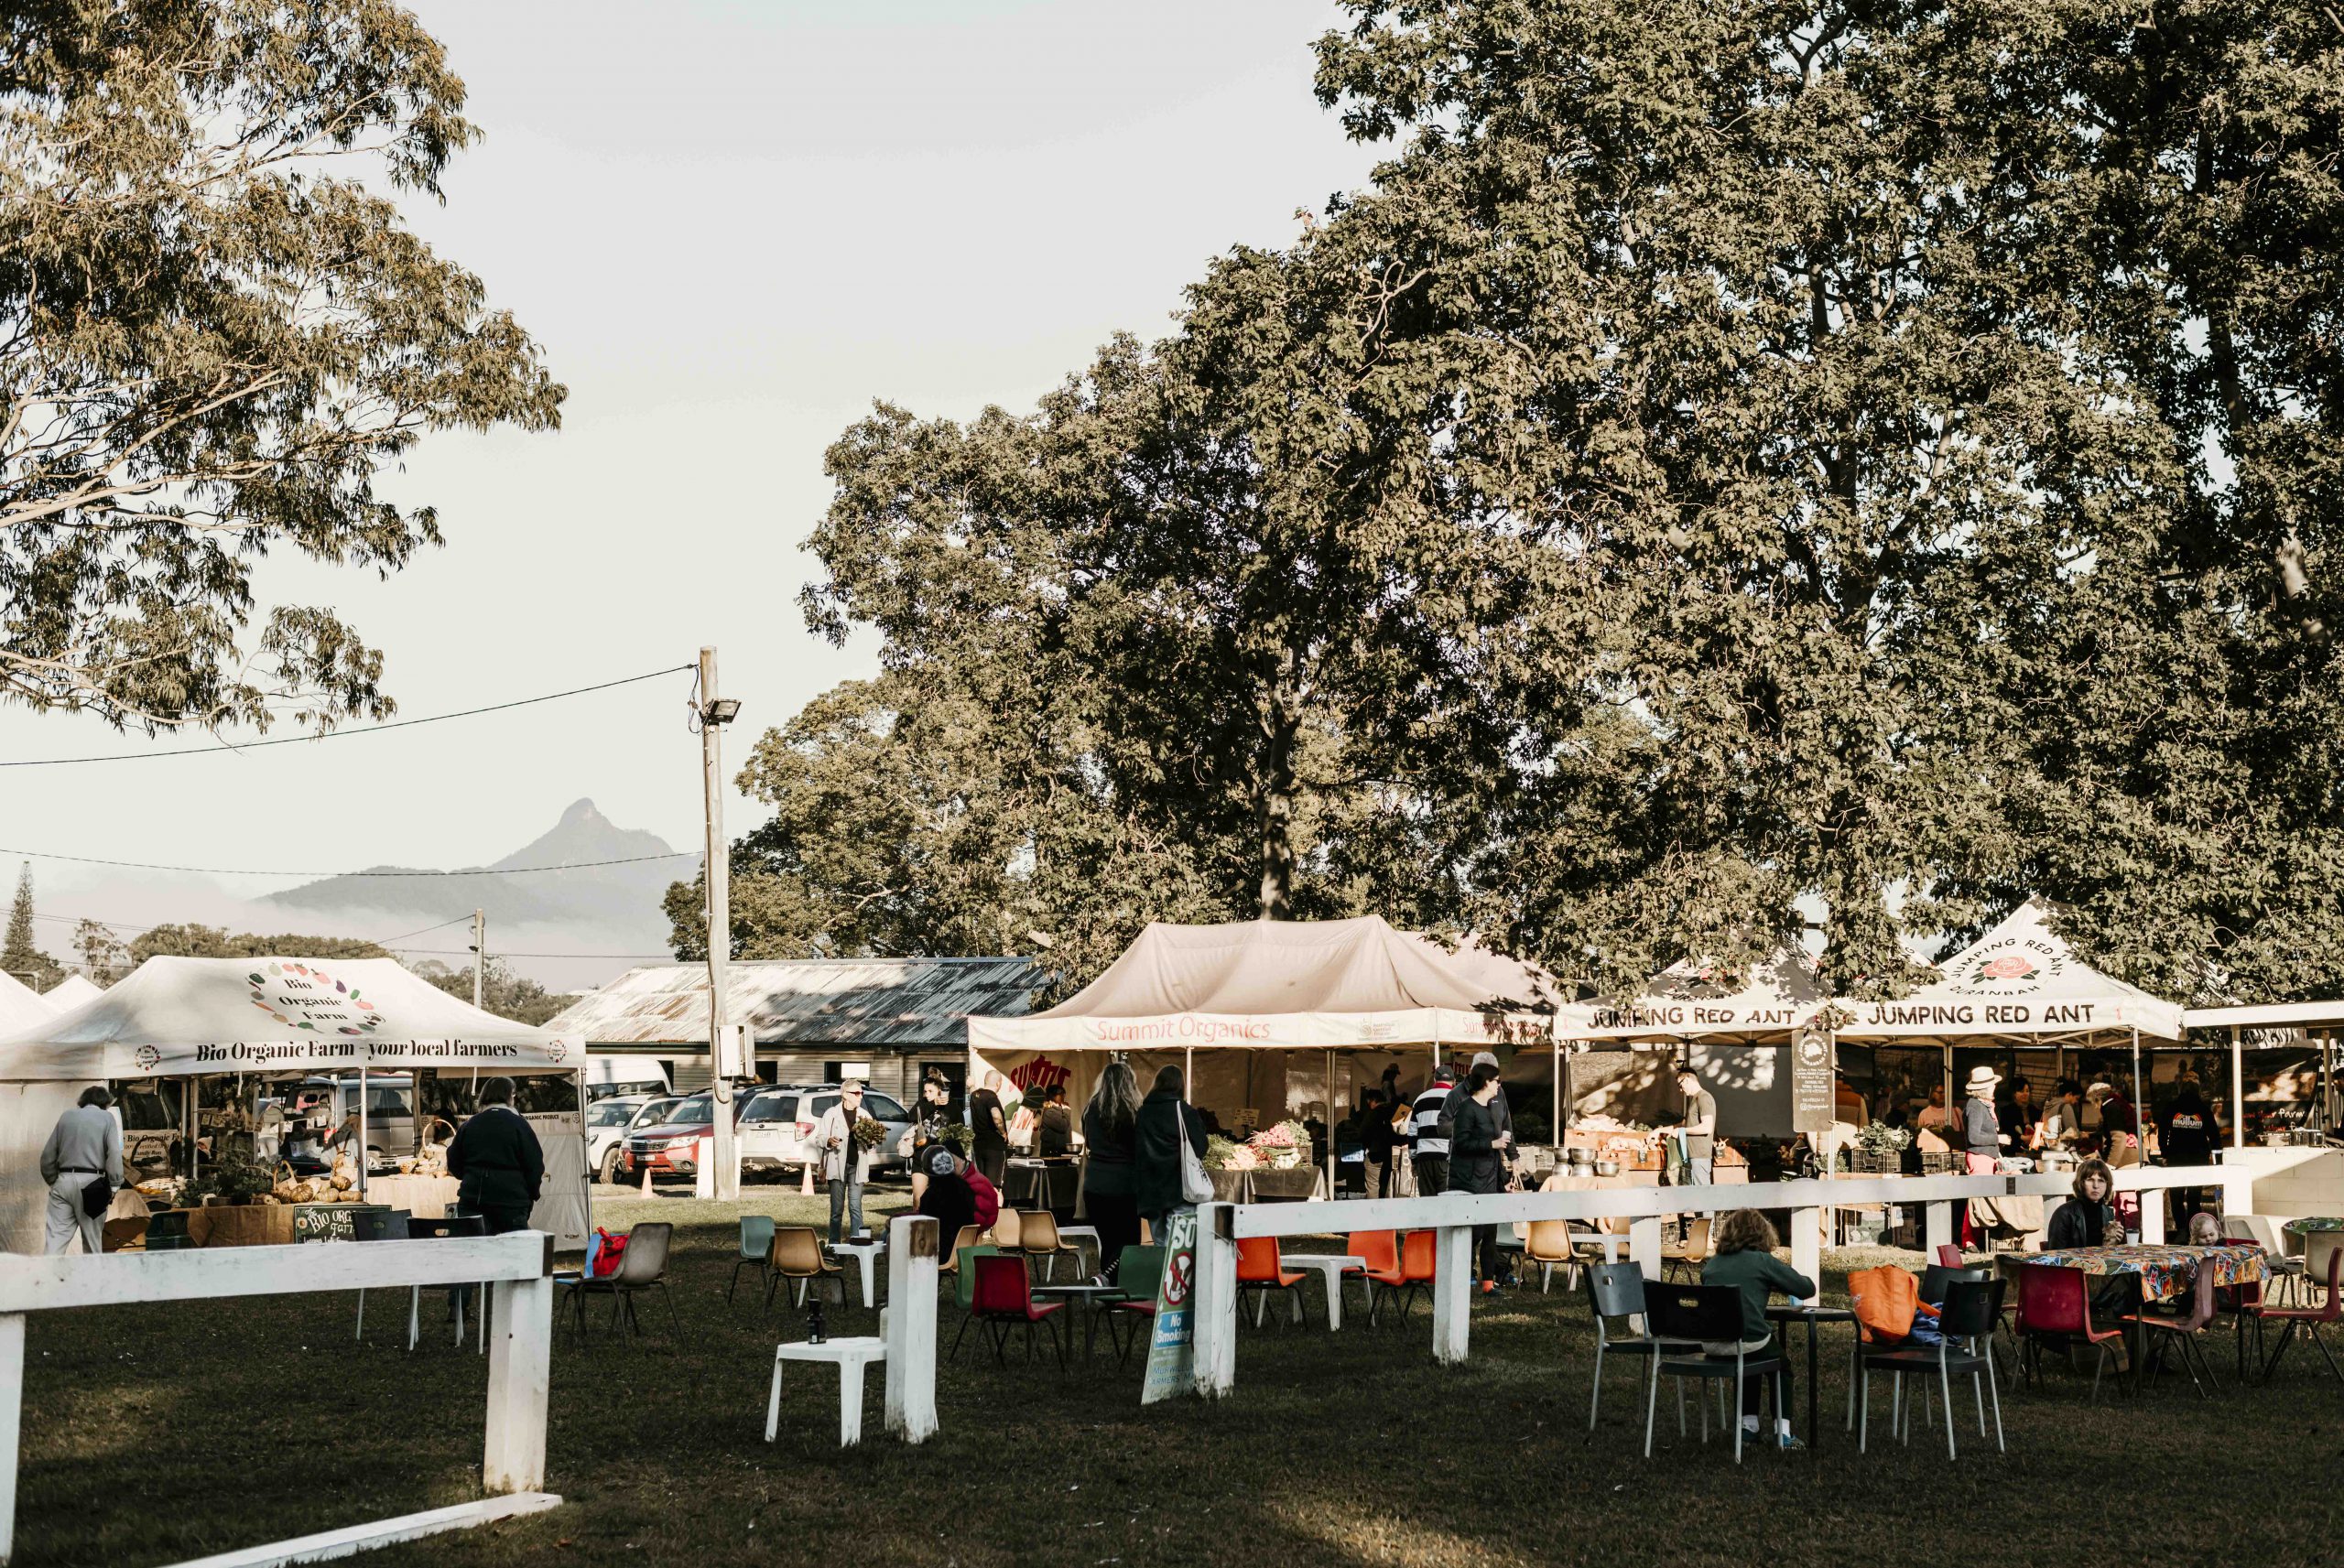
[0, 0, 1384, 982]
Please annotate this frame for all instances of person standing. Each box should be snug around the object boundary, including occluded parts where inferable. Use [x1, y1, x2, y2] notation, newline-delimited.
[1673, 1067, 1718, 1188]
[1133, 1065, 1206, 1240]
[1080, 1062, 1143, 1281]
[41, 1086, 122, 1255]
[2159, 1069, 2219, 1231]
[814, 1080, 876, 1243]
[1410, 1062, 1460, 1197]
[445, 1077, 544, 1235]
[1036, 1083, 1075, 1158]
[1447, 1063, 1513, 1293]
[2041, 1078, 2085, 1149]
[968, 1072, 1010, 1188]
[1916, 1083, 1962, 1140]
[1961, 1067, 2004, 1172]
[1362, 1089, 1400, 1198]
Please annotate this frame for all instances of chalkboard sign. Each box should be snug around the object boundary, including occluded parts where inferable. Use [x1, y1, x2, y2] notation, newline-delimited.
[1792, 1022, 1837, 1133]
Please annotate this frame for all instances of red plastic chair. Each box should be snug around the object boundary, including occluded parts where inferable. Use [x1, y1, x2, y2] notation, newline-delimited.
[1935, 1244, 1964, 1269]
[954, 1252, 1066, 1368]
[2262, 1236, 2344, 1383]
[2015, 1263, 2126, 1400]
[2210, 1238, 2269, 1377]
[2126, 1263, 2222, 1397]
[1236, 1236, 1308, 1328]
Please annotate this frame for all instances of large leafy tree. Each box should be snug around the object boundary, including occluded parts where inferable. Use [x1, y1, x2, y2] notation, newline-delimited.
[1, 0, 561, 730]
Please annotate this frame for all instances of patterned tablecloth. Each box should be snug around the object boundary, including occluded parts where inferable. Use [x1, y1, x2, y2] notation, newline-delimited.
[2028, 1243, 2267, 1303]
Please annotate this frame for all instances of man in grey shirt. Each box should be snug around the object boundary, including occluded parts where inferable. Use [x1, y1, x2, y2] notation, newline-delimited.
[41, 1085, 123, 1254]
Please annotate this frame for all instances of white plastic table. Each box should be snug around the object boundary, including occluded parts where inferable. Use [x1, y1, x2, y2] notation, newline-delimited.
[765, 1336, 887, 1447]
[829, 1240, 885, 1306]
[1057, 1224, 1102, 1277]
[1287, 1254, 1367, 1330]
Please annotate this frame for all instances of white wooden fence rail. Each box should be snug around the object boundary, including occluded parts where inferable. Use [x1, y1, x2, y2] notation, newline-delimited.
[1191, 1162, 2242, 1396]
[0, 1231, 559, 1567]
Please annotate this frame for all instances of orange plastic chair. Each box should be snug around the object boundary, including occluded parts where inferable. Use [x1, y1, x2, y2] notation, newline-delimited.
[1342, 1230, 1398, 1322]
[1237, 1236, 1308, 1327]
[1368, 1231, 1438, 1327]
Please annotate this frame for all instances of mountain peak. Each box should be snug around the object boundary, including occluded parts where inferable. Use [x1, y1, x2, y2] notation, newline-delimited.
[559, 797, 605, 828]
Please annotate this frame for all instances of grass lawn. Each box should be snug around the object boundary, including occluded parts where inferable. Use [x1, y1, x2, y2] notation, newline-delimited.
[15, 1187, 2339, 1566]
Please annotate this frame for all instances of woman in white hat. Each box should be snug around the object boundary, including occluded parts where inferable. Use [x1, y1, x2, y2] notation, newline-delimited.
[1961, 1065, 2007, 1174]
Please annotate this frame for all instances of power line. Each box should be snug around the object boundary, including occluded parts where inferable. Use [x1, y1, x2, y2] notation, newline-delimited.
[389, 946, 675, 959]
[0, 847, 698, 878]
[1, 665, 693, 767]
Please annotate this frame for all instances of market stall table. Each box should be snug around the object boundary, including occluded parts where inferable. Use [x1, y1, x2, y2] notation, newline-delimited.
[765, 1336, 886, 1446]
[1031, 1281, 1126, 1360]
[1003, 1160, 1080, 1212]
[829, 1239, 886, 1307]
[1283, 1253, 1366, 1330]
[1763, 1303, 1856, 1451]
[363, 1173, 461, 1219]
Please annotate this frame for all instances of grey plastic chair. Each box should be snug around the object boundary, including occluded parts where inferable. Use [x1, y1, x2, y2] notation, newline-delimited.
[1859, 1278, 2005, 1457]
[1586, 1261, 1696, 1431]
[729, 1214, 776, 1305]
[560, 1221, 678, 1348]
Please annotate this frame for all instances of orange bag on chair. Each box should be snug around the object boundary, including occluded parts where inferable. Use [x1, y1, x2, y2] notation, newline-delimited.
[1849, 1265, 1925, 1341]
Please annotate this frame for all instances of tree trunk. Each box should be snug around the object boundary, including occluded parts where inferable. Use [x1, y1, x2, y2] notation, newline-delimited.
[1256, 708, 1298, 920]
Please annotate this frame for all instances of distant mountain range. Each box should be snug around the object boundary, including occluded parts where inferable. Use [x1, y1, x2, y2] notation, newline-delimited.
[266, 798, 688, 961]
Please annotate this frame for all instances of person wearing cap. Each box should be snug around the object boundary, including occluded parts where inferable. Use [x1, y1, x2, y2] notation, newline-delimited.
[813, 1079, 876, 1243]
[1410, 1062, 1463, 1196]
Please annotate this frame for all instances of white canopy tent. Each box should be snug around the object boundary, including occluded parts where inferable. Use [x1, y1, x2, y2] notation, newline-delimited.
[41, 974, 103, 1011]
[0, 957, 591, 1252]
[0, 973, 54, 1033]
[1835, 897, 2186, 1152]
[1580, 946, 1831, 1136]
[969, 917, 1580, 1181]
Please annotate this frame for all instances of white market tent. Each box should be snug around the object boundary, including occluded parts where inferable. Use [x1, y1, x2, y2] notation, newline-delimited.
[0, 972, 54, 1033]
[1580, 946, 1831, 1136]
[41, 973, 103, 1010]
[969, 916, 1583, 1176]
[0, 957, 591, 1253]
[1833, 896, 2185, 1150]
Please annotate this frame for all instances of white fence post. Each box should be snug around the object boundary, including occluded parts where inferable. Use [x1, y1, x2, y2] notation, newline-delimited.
[483, 1271, 552, 1493]
[2139, 1191, 2166, 1243]
[884, 1215, 939, 1444]
[1924, 1201, 1953, 1255]
[1787, 1206, 1822, 1296]
[1430, 1224, 1472, 1365]
[2220, 1152, 2254, 1217]
[1191, 1204, 1237, 1399]
[0, 1312, 20, 1566]
[1629, 1216, 1662, 1280]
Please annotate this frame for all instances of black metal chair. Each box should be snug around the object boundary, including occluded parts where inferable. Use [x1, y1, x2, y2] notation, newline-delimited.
[1859, 1278, 2006, 1456]
[1586, 1261, 1697, 1431]
[402, 1212, 485, 1352]
[350, 1209, 410, 1343]
[1641, 1281, 1786, 1463]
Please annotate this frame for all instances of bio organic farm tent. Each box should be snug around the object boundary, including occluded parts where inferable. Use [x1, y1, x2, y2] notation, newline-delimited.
[0, 957, 591, 1252]
[969, 917, 1582, 1173]
[1579, 947, 1833, 1136]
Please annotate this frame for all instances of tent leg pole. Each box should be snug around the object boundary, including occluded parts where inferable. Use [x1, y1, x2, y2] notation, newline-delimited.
[1184, 1046, 1193, 1105]
[1553, 1041, 1562, 1162]
[1327, 1048, 1336, 1198]
[358, 1065, 369, 1201]
[2230, 1027, 2245, 1150]
[2131, 1028, 2143, 1155]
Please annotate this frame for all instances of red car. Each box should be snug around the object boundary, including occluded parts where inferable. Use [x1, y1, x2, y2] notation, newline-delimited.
[619, 1091, 730, 1178]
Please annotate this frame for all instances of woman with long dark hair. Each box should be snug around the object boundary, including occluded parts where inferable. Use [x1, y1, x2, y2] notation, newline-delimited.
[1081, 1061, 1144, 1281]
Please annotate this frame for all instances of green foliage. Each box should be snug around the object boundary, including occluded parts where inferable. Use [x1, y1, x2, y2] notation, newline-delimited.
[128, 925, 391, 964]
[185, 1141, 273, 1206]
[70, 918, 123, 983]
[2, 864, 60, 989]
[705, 0, 2344, 1007]
[412, 957, 568, 1027]
[0, 0, 562, 731]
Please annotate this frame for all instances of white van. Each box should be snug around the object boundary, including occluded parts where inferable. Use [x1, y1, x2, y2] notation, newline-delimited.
[583, 1054, 673, 1102]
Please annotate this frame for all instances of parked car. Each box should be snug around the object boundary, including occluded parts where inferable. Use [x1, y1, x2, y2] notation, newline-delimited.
[587, 1093, 681, 1184]
[620, 1084, 915, 1181]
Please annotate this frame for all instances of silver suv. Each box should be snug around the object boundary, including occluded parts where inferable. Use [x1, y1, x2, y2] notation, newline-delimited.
[737, 1084, 916, 1177]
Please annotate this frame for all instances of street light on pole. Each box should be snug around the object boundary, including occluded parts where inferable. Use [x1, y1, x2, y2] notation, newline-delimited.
[698, 647, 743, 1202]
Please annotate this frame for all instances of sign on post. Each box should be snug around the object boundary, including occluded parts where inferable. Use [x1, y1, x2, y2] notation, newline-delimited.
[1140, 1208, 1198, 1405]
[1792, 1021, 1836, 1134]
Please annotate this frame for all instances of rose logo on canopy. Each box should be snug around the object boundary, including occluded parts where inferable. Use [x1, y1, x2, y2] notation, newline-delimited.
[1952, 941, 2066, 996]
[246, 961, 383, 1035]
[135, 1044, 161, 1072]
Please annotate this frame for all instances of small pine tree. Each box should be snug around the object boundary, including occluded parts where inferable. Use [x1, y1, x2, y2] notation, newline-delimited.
[0, 864, 54, 986]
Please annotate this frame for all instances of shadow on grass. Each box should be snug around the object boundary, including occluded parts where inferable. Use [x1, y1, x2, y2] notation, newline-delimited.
[16, 1197, 2341, 1567]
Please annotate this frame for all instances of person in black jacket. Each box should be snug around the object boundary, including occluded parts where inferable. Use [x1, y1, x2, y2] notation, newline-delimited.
[446, 1076, 544, 1235]
[1133, 1065, 1206, 1238]
[1448, 1062, 1514, 1292]
[1080, 1062, 1143, 1281]
[2045, 1158, 2129, 1316]
[2159, 1071, 2219, 1232]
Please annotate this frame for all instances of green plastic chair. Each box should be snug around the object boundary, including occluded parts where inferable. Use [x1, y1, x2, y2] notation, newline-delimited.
[954, 1243, 1001, 1314]
[1107, 1245, 1166, 1366]
[729, 1215, 776, 1305]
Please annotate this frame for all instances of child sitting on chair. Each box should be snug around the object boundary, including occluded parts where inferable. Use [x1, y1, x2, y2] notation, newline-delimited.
[1701, 1208, 1818, 1450]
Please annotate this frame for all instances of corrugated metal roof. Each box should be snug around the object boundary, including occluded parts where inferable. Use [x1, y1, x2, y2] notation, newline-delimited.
[540, 957, 1040, 1049]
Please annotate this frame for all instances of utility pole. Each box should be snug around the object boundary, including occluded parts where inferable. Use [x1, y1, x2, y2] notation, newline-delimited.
[470, 909, 485, 1011]
[699, 646, 743, 1200]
